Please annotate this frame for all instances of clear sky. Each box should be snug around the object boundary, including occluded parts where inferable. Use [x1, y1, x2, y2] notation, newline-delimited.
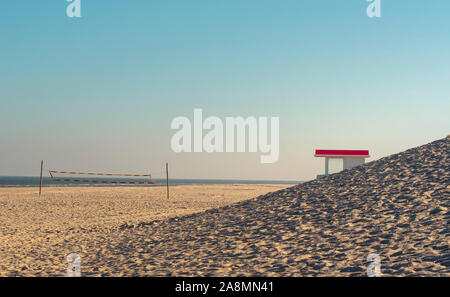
[1, 1, 449, 180]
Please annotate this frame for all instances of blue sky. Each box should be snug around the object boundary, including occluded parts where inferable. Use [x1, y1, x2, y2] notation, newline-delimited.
[1, 1, 449, 180]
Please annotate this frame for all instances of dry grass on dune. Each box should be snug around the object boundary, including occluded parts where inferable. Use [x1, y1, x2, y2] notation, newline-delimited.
[84, 137, 448, 277]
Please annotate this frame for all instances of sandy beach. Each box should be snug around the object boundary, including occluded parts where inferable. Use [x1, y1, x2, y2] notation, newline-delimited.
[0, 184, 291, 276]
[2, 0, 450, 282]
[1, 138, 448, 277]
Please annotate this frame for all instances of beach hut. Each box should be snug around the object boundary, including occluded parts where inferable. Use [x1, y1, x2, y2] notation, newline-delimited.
[315, 149, 370, 178]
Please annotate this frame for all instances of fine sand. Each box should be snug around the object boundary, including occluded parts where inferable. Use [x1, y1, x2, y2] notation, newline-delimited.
[0, 184, 292, 276]
[1, 138, 449, 277]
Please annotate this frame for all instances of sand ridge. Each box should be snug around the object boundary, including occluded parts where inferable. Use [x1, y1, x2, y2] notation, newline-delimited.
[77, 137, 448, 276]
[1, 138, 448, 276]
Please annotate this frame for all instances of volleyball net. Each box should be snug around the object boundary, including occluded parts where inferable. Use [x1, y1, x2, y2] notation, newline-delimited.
[49, 170, 156, 185]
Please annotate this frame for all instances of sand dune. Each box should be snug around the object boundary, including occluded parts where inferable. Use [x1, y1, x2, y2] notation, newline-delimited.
[79, 137, 447, 277]
[1, 137, 448, 277]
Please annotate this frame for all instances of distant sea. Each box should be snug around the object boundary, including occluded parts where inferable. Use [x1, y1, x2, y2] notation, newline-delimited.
[0, 176, 299, 187]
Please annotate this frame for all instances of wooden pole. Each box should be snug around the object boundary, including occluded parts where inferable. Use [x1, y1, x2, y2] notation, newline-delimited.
[166, 162, 169, 200]
[39, 160, 43, 196]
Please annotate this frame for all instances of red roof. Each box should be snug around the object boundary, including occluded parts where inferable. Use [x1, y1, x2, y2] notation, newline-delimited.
[315, 149, 369, 157]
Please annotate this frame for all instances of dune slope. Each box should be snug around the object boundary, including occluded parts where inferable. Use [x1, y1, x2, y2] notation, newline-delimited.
[96, 137, 449, 276]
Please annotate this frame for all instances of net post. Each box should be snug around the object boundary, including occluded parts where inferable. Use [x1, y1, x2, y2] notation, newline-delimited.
[166, 162, 169, 200]
[39, 160, 43, 197]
